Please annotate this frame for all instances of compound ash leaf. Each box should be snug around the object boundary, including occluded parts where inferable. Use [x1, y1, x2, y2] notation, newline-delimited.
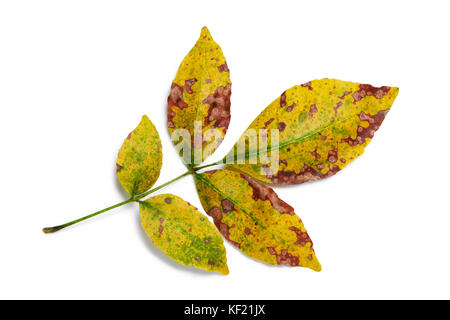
[227, 79, 399, 185]
[168, 27, 231, 166]
[139, 194, 229, 275]
[116, 115, 162, 196]
[194, 169, 321, 272]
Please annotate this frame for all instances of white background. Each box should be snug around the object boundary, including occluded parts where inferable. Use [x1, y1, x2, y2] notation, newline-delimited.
[1, 0, 449, 299]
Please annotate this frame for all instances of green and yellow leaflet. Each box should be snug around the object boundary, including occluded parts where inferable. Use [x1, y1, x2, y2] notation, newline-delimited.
[140, 194, 229, 275]
[116, 115, 162, 196]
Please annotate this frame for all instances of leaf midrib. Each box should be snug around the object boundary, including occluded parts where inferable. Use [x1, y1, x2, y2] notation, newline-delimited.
[227, 113, 356, 162]
[195, 173, 266, 230]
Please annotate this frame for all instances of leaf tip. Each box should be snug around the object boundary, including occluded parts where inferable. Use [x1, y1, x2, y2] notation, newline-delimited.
[311, 262, 322, 272]
[200, 26, 212, 39]
[140, 114, 150, 124]
[218, 264, 230, 275]
[305, 256, 322, 272]
[392, 86, 399, 96]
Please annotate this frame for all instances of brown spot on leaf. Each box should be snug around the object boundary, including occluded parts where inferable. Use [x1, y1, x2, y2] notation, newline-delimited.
[267, 247, 300, 266]
[286, 103, 296, 112]
[301, 81, 313, 90]
[328, 149, 338, 164]
[241, 174, 294, 215]
[208, 259, 215, 265]
[116, 163, 123, 173]
[338, 91, 352, 99]
[206, 79, 212, 84]
[309, 104, 318, 117]
[244, 228, 251, 235]
[311, 147, 321, 160]
[158, 218, 164, 238]
[187, 202, 198, 210]
[127, 132, 132, 140]
[280, 91, 287, 108]
[289, 226, 313, 247]
[279, 159, 288, 166]
[278, 122, 286, 132]
[316, 163, 325, 170]
[203, 83, 232, 129]
[341, 110, 389, 146]
[221, 199, 235, 213]
[195, 256, 200, 261]
[167, 82, 189, 128]
[208, 207, 223, 222]
[270, 164, 341, 185]
[264, 118, 274, 128]
[261, 164, 273, 176]
[218, 223, 241, 248]
[207, 207, 240, 248]
[164, 197, 172, 204]
[334, 101, 343, 115]
[204, 237, 211, 244]
[183, 78, 197, 94]
[217, 62, 229, 73]
[352, 84, 391, 103]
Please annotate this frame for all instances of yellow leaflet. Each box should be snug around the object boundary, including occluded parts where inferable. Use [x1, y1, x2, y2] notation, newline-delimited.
[228, 79, 399, 185]
[116, 115, 162, 196]
[139, 194, 229, 275]
[168, 27, 231, 165]
[194, 169, 321, 272]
